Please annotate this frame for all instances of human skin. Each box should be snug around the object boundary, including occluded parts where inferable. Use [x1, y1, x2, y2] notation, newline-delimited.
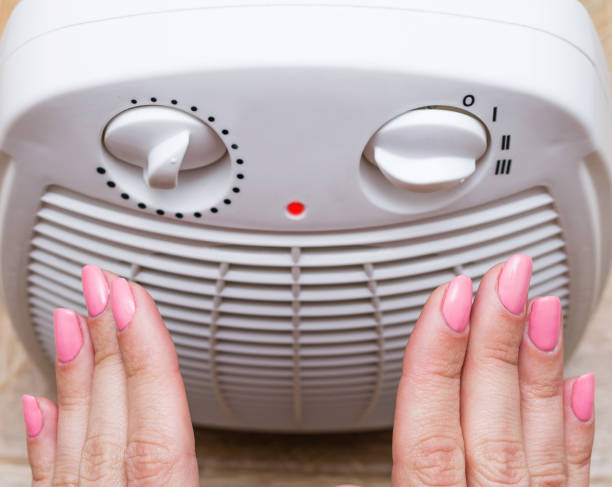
[22, 254, 594, 486]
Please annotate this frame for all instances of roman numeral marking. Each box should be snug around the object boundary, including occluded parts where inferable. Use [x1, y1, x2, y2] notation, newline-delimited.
[495, 159, 512, 175]
[493, 107, 498, 122]
[501, 135, 511, 151]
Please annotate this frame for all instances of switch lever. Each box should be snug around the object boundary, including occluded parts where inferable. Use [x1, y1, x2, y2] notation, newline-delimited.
[145, 130, 190, 190]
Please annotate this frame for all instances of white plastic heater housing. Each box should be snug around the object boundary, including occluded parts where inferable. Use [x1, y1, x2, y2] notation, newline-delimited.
[0, 0, 611, 432]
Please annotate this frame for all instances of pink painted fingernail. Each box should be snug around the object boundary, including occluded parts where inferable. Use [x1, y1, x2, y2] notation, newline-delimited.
[54, 308, 83, 363]
[111, 278, 136, 331]
[498, 254, 533, 314]
[82, 264, 109, 317]
[528, 296, 561, 352]
[571, 373, 595, 422]
[22, 395, 43, 437]
[441, 275, 473, 332]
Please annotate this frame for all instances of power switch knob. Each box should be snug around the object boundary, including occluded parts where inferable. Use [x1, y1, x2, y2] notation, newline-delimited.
[364, 108, 488, 192]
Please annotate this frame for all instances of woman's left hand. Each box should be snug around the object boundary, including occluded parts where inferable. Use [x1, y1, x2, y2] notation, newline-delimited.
[22, 265, 200, 486]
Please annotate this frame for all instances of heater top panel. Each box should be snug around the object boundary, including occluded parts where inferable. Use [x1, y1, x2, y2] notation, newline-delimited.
[0, 0, 610, 102]
[0, 0, 605, 69]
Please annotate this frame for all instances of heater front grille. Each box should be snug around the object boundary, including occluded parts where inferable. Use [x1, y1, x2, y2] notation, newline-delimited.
[27, 187, 570, 430]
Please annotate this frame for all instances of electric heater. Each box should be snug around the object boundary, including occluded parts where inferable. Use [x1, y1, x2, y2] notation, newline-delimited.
[1, 0, 611, 431]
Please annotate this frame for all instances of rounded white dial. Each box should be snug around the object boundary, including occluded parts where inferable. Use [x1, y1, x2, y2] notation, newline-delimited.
[364, 108, 488, 192]
[103, 106, 227, 190]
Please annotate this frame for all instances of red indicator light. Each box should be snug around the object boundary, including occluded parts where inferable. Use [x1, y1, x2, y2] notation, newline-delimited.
[287, 201, 305, 218]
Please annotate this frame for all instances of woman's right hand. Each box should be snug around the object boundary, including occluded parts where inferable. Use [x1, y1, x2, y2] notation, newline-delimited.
[345, 254, 594, 486]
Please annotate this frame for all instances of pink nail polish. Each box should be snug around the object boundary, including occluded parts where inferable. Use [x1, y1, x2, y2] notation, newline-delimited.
[54, 308, 83, 363]
[82, 264, 109, 317]
[22, 395, 43, 437]
[528, 296, 561, 352]
[441, 275, 473, 332]
[111, 278, 136, 331]
[498, 254, 533, 314]
[572, 373, 595, 422]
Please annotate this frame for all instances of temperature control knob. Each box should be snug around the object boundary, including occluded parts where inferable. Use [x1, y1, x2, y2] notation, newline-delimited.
[103, 106, 227, 190]
[364, 108, 488, 192]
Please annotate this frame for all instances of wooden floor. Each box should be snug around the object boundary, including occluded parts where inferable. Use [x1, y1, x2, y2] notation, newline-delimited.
[1, 1, 611, 485]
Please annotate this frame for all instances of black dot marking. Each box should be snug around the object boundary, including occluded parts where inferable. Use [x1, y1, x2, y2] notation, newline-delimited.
[194, 212, 202, 218]
[171, 99, 178, 105]
[222, 129, 229, 135]
[121, 193, 129, 200]
[96, 167, 106, 174]
[175, 212, 184, 219]
[151, 97, 157, 102]
[211, 208, 219, 213]
[237, 173, 244, 179]
[208, 116, 215, 122]
[131, 99, 137, 104]
[236, 159, 244, 165]
[107, 181, 116, 188]
[224, 199, 231, 205]
[156, 209, 165, 215]
[138, 203, 146, 209]
[232, 187, 240, 193]
[191, 106, 198, 112]
[231, 144, 239, 150]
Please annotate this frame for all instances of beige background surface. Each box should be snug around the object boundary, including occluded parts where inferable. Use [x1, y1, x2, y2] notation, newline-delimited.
[1, 1, 612, 486]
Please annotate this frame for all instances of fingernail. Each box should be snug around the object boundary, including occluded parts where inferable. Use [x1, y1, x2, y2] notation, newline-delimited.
[572, 373, 595, 422]
[22, 395, 43, 437]
[111, 278, 136, 331]
[498, 254, 533, 314]
[82, 264, 109, 317]
[54, 308, 84, 363]
[441, 275, 473, 332]
[528, 296, 561, 351]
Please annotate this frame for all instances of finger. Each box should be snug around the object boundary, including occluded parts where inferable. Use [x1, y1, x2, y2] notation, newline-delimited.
[22, 396, 58, 487]
[52, 308, 94, 487]
[111, 278, 199, 486]
[519, 296, 567, 485]
[564, 374, 595, 487]
[79, 265, 127, 486]
[392, 275, 472, 487]
[461, 255, 532, 487]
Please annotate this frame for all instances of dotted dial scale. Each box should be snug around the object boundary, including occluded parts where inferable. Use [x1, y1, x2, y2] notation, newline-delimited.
[98, 97, 246, 219]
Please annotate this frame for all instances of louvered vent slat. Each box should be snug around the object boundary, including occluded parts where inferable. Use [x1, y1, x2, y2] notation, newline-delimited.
[28, 187, 571, 430]
[38, 189, 553, 242]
